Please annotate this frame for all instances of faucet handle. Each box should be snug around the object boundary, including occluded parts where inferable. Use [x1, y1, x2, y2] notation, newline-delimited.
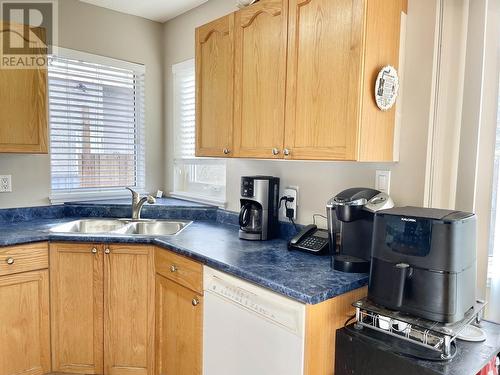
[147, 195, 156, 204]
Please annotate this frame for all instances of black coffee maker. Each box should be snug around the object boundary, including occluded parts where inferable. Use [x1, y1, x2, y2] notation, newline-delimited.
[239, 176, 280, 241]
[326, 188, 394, 273]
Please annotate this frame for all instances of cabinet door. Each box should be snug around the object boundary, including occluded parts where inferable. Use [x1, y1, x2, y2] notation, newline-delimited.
[195, 14, 235, 157]
[284, 0, 366, 160]
[0, 23, 47, 154]
[155, 275, 203, 375]
[233, 0, 288, 158]
[0, 68, 48, 153]
[357, 0, 404, 161]
[50, 243, 104, 374]
[0, 270, 50, 375]
[104, 245, 155, 375]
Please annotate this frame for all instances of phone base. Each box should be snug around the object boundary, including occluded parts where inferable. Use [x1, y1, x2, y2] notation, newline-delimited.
[333, 255, 370, 273]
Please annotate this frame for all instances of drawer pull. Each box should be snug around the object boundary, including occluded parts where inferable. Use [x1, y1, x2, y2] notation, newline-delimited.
[5, 257, 14, 265]
[91, 248, 98, 254]
[104, 248, 110, 254]
[192, 298, 200, 307]
[170, 265, 178, 273]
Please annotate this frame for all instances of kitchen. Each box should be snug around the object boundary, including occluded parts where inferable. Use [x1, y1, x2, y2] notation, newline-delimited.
[0, 0, 499, 374]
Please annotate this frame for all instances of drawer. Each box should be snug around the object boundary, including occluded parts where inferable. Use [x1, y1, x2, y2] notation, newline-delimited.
[0, 242, 49, 276]
[155, 248, 202, 293]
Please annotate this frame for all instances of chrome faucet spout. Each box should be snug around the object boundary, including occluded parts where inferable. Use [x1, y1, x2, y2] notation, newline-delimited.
[126, 187, 156, 220]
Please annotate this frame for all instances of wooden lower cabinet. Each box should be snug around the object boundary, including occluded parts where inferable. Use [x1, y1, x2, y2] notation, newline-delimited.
[155, 275, 203, 375]
[50, 243, 155, 375]
[45, 241, 364, 375]
[0, 270, 50, 375]
[104, 245, 155, 375]
[304, 287, 367, 375]
[50, 243, 104, 374]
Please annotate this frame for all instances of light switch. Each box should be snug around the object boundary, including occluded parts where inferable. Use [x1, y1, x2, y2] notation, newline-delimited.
[375, 170, 391, 194]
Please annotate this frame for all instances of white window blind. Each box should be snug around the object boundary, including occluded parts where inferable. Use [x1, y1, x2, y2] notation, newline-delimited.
[173, 59, 196, 159]
[48, 49, 145, 203]
[171, 59, 226, 206]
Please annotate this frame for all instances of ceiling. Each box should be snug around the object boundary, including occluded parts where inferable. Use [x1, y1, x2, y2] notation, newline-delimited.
[79, 0, 209, 23]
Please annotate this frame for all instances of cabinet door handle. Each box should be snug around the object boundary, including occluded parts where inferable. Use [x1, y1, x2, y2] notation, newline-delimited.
[192, 298, 200, 307]
[283, 148, 291, 156]
[272, 148, 280, 156]
[5, 257, 14, 265]
[104, 248, 110, 254]
[223, 148, 231, 155]
[170, 264, 177, 273]
[91, 248, 98, 254]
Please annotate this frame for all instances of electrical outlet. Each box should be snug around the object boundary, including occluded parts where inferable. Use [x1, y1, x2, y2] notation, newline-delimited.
[0, 175, 12, 193]
[375, 170, 391, 194]
[280, 186, 298, 220]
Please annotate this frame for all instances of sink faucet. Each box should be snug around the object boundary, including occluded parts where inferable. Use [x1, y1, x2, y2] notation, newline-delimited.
[126, 187, 156, 220]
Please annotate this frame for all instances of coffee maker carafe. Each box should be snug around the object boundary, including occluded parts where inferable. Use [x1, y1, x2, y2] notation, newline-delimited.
[239, 176, 280, 241]
[327, 188, 394, 273]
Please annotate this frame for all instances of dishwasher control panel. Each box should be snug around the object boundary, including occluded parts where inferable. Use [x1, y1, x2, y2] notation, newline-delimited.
[204, 267, 305, 336]
[208, 280, 279, 321]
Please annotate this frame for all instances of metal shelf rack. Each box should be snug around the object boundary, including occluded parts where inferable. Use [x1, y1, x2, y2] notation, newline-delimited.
[353, 298, 487, 359]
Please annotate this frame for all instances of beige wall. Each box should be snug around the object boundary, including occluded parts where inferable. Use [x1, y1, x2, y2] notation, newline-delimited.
[163, 0, 438, 224]
[0, 0, 164, 208]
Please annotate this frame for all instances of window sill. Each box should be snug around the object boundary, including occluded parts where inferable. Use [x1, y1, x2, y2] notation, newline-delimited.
[50, 189, 145, 205]
[169, 191, 226, 208]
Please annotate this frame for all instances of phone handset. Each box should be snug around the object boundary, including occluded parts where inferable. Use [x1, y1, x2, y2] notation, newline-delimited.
[289, 224, 318, 246]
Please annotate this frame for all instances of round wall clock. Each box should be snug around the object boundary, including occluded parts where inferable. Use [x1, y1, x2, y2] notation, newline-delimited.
[374, 65, 399, 111]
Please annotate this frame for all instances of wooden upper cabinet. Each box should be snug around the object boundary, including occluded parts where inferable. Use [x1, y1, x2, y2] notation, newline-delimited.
[50, 243, 104, 375]
[233, 0, 288, 158]
[195, 14, 235, 157]
[0, 68, 48, 153]
[0, 23, 48, 154]
[196, 0, 405, 161]
[285, 0, 405, 161]
[0, 270, 50, 375]
[284, 0, 364, 161]
[358, 0, 406, 161]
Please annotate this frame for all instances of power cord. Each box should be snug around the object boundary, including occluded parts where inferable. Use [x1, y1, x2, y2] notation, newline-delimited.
[344, 313, 356, 327]
[279, 196, 300, 232]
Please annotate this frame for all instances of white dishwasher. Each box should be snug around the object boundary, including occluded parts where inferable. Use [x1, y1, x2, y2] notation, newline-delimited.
[203, 267, 306, 375]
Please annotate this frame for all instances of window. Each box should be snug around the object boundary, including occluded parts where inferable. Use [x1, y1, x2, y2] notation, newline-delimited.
[48, 49, 145, 203]
[171, 59, 226, 206]
[486, 83, 500, 322]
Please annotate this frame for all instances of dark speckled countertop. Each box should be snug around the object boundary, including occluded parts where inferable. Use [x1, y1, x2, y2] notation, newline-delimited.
[0, 200, 368, 305]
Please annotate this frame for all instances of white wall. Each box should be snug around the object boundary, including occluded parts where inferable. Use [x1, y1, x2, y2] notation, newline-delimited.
[0, 0, 164, 208]
[163, 0, 438, 224]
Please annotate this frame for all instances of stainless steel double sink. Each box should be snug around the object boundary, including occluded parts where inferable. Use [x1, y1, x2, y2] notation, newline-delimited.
[50, 218, 192, 236]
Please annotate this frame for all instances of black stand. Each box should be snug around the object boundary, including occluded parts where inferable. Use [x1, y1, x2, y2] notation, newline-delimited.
[335, 321, 500, 375]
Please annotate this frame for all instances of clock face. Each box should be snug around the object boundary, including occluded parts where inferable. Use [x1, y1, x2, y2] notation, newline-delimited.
[375, 65, 399, 111]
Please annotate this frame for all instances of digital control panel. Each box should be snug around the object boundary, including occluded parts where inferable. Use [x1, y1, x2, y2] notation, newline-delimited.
[385, 216, 432, 257]
[241, 177, 255, 198]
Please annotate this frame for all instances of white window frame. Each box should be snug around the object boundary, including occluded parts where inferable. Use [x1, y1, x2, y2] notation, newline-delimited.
[170, 59, 227, 207]
[48, 48, 146, 204]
